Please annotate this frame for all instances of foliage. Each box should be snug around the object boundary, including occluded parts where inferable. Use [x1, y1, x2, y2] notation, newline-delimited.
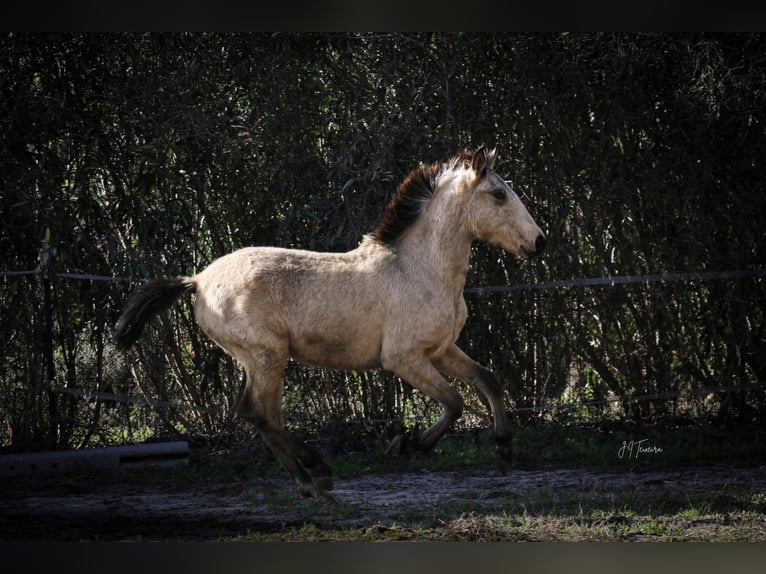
[1, 33, 765, 451]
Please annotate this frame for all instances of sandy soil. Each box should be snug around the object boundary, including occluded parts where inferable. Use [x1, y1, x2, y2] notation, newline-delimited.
[1, 459, 764, 541]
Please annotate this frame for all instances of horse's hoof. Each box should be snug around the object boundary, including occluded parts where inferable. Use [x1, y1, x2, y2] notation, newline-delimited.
[298, 484, 320, 497]
[296, 482, 337, 502]
[385, 434, 403, 455]
[494, 434, 512, 474]
[386, 428, 421, 455]
[313, 474, 334, 493]
[309, 460, 334, 491]
[494, 451, 510, 475]
[319, 490, 339, 504]
[297, 482, 330, 498]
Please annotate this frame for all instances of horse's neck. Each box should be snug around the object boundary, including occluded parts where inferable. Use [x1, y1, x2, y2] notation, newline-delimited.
[395, 199, 473, 294]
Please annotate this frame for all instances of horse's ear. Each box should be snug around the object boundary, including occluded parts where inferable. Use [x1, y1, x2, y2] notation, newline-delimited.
[486, 146, 498, 170]
[471, 145, 488, 177]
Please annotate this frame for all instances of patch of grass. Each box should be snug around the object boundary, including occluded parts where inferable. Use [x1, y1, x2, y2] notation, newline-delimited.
[2, 422, 762, 496]
[513, 422, 766, 470]
[220, 504, 766, 542]
[679, 498, 712, 520]
[327, 432, 497, 477]
[324, 420, 766, 480]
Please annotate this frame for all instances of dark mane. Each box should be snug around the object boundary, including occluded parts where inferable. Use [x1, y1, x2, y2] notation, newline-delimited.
[372, 151, 473, 245]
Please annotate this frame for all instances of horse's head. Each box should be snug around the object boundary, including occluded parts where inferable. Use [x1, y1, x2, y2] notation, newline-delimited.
[465, 146, 546, 260]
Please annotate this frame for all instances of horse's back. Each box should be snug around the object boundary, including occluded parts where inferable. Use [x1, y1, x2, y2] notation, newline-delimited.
[191, 245, 390, 369]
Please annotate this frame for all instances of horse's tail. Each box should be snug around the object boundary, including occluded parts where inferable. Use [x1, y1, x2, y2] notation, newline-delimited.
[114, 277, 196, 351]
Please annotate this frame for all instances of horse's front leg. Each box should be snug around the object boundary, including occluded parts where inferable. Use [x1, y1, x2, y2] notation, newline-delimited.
[432, 344, 514, 472]
[382, 351, 464, 456]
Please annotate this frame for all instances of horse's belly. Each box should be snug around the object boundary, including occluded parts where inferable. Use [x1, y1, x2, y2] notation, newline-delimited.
[288, 330, 382, 371]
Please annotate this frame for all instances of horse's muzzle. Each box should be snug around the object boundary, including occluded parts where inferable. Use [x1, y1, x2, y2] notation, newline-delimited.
[521, 233, 547, 259]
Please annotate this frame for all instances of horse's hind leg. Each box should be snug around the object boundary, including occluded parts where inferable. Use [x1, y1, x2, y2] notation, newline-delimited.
[235, 345, 333, 498]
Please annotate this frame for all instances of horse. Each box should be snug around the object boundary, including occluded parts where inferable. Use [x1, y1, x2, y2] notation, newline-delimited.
[115, 146, 546, 498]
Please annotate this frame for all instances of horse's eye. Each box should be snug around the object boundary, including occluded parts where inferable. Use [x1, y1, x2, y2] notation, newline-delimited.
[492, 190, 506, 202]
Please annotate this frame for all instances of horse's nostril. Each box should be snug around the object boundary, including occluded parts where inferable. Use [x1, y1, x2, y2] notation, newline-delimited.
[535, 234, 547, 254]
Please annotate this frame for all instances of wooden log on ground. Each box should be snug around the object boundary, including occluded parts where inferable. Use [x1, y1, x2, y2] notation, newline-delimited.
[0, 441, 189, 476]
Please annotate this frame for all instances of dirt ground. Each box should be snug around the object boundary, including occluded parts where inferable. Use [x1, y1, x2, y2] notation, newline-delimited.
[1, 458, 765, 541]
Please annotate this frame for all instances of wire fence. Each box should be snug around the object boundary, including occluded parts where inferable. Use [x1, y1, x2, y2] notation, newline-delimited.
[3, 266, 765, 430]
[464, 268, 766, 294]
[29, 368, 766, 420]
[5, 267, 765, 288]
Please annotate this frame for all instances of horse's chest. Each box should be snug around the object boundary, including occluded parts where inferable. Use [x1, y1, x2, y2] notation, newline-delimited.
[406, 292, 467, 345]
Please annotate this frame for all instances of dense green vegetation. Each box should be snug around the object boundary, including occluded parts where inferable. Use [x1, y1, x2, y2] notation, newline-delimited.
[2, 33, 765, 451]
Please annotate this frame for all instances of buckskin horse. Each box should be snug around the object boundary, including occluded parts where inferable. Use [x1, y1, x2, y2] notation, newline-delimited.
[115, 146, 546, 497]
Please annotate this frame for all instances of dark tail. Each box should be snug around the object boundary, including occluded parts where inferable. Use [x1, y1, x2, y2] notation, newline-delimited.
[114, 277, 195, 351]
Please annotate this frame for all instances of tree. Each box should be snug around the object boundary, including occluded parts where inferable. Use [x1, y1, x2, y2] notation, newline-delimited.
[2, 33, 764, 451]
